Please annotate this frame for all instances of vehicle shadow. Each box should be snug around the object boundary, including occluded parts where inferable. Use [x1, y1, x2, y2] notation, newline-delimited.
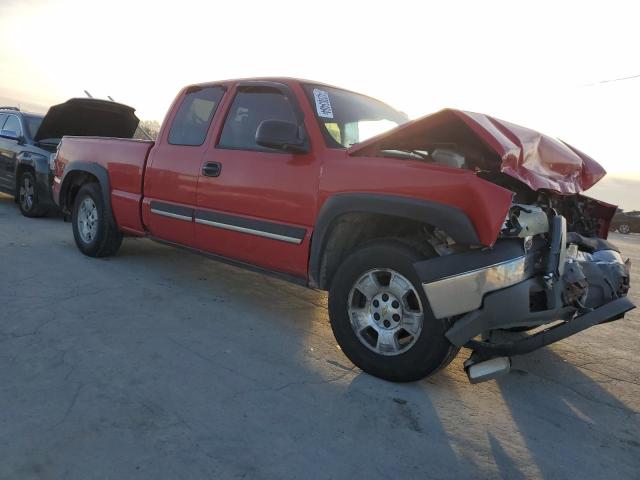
[487, 432, 527, 480]
[338, 340, 640, 479]
[495, 347, 640, 479]
[79, 237, 480, 476]
[342, 371, 485, 478]
[3, 199, 638, 478]
[115, 236, 640, 478]
[0, 192, 64, 219]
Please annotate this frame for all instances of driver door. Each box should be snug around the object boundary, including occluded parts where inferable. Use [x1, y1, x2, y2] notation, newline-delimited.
[194, 82, 320, 279]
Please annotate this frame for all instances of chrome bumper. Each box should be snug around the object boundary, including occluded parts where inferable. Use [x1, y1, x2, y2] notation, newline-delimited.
[419, 215, 567, 320]
[422, 255, 527, 319]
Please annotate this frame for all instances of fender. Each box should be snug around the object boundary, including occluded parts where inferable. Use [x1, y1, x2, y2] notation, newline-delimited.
[14, 151, 49, 177]
[308, 193, 480, 288]
[58, 161, 116, 227]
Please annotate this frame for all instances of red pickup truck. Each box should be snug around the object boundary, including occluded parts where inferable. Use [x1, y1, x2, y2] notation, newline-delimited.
[52, 78, 634, 383]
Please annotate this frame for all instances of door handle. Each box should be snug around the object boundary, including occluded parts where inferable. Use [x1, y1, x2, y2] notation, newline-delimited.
[202, 162, 221, 177]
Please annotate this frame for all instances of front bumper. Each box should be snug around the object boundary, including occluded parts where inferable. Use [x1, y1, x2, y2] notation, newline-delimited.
[414, 214, 634, 356]
[419, 241, 530, 319]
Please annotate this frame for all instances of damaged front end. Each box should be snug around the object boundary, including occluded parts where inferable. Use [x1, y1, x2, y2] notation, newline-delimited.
[350, 109, 635, 383]
[417, 205, 633, 382]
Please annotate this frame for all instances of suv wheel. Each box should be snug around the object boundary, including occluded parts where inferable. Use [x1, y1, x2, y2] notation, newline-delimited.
[72, 183, 123, 257]
[618, 224, 631, 234]
[18, 171, 46, 218]
[328, 241, 459, 382]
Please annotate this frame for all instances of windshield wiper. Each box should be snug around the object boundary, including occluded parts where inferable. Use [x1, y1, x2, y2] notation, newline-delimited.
[379, 149, 431, 161]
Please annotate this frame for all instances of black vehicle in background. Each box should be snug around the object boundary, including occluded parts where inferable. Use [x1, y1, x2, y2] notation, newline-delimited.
[610, 210, 640, 234]
[0, 99, 140, 217]
[0, 107, 49, 216]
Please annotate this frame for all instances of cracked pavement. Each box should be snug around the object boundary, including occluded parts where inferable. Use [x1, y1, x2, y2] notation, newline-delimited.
[0, 193, 638, 479]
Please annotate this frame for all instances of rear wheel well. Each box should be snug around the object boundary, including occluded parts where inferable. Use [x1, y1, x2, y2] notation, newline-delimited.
[317, 212, 438, 290]
[62, 172, 100, 213]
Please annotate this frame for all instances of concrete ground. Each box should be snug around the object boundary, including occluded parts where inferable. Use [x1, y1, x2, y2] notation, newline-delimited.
[0, 193, 638, 480]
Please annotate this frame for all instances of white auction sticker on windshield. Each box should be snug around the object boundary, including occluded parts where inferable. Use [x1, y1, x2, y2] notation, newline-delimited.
[313, 89, 334, 118]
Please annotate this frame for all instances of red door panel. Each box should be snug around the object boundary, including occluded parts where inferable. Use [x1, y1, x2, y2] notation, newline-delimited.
[194, 149, 318, 278]
[193, 82, 321, 279]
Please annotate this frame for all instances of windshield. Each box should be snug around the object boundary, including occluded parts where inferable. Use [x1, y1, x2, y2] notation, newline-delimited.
[303, 84, 408, 148]
[23, 114, 44, 139]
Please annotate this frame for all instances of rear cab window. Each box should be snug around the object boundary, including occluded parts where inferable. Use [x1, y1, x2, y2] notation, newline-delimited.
[218, 85, 301, 153]
[168, 86, 225, 146]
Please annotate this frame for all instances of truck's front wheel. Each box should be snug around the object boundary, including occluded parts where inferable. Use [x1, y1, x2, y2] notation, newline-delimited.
[72, 183, 123, 257]
[328, 241, 459, 382]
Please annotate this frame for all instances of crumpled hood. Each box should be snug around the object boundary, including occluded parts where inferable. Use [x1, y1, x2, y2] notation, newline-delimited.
[34, 98, 140, 142]
[348, 108, 606, 194]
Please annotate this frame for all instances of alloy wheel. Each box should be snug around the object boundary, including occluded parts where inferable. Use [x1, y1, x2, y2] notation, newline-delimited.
[19, 176, 34, 211]
[347, 268, 424, 356]
[78, 197, 98, 244]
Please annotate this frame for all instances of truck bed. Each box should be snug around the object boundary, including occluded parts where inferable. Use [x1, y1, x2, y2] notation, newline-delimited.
[55, 136, 155, 234]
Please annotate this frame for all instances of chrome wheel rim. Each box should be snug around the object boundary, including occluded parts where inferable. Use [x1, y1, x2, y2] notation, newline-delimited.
[619, 224, 630, 234]
[78, 197, 98, 244]
[19, 176, 34, 211]
[347, 269, 424, 356]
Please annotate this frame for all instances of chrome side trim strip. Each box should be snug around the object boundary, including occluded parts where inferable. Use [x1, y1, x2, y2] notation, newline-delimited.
[422, 255, 527, 319]
[150, 208, 192, 222]
[195, 217, 303, 244]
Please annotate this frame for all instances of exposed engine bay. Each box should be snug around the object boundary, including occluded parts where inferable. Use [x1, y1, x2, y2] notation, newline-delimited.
[389, 144, 630, 324]
[377, 146, 616, 239]
[501, 202, 630, 313]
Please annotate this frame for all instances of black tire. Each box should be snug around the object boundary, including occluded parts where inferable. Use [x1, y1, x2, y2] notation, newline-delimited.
[618, 224, 630, 234]
[71, 183, 123, 257]
[328, 241, 459, 382]
[17, 170, 47, 218]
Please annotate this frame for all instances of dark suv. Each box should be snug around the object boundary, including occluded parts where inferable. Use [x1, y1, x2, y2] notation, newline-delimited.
[0, 99, 140, 217]
[0, 107, 54, 217]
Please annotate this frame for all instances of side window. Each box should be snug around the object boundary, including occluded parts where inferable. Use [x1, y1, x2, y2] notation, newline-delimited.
[168, 86, 225, 146]
[218, 87, 298, 152]
[3, 115, 22, 136]
[0, 114, 7, 129]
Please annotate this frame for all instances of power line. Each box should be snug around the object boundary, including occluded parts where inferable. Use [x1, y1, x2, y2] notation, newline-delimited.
[584, 73, 640, 86]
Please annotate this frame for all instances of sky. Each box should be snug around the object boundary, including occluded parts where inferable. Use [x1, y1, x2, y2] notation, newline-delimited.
[1, 0, 639, 209]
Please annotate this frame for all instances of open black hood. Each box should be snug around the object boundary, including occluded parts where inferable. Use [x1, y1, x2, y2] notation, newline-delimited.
[34, 98, 140, 142]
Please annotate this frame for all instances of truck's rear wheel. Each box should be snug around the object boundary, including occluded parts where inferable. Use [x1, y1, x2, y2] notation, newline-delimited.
[328, 241, 459, 382]
[72, 183, 123, 257]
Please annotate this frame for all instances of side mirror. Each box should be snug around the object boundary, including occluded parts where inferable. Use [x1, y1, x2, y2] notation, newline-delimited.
[0, 130, 19, 141]
[255, 120, 308, 153]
